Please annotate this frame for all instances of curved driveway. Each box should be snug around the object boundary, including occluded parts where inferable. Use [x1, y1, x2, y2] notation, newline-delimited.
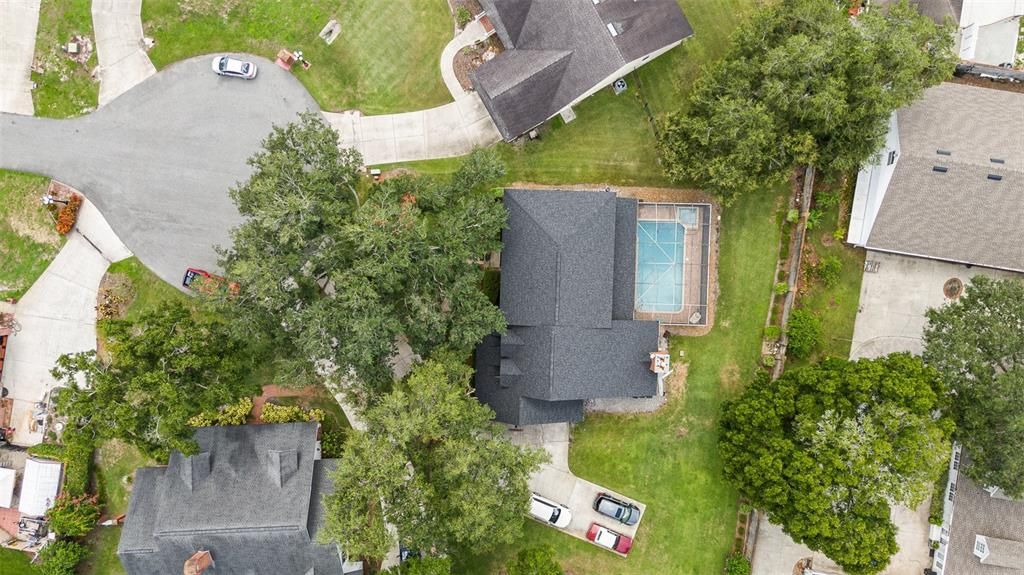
[0, 55, 317, 286]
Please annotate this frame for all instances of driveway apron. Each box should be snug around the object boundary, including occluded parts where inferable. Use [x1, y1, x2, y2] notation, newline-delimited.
[0, 0, 41, 115]
[92, 0, 156, 106]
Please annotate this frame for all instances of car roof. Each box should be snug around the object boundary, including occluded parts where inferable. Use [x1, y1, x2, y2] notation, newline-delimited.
[594, 526, 618, 547]
[223, 57, 247, 73]
[530, 496, 556, 515]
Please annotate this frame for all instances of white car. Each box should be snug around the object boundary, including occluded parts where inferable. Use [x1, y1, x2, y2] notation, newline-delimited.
[211, 56, 257, 79]
[529, 493, 572, 529]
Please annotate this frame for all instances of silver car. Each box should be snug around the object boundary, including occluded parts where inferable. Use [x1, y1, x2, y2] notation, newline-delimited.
[211, 56, 257, 80]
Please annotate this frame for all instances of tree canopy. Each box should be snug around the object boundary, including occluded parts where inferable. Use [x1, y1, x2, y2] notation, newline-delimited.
[51, 301, 257, 459]
[923, 276, 1024, 496]
[219, 112, 506, 395]
[659, 0, 955, 201]
[318, 357, 545, 566]
[719, 354, 953, 574]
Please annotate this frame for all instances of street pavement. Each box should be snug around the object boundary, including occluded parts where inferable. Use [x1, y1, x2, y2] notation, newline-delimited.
[92, 0, 156, 106]
[0, 0, 40, 115]
[0, 54, 318, 286]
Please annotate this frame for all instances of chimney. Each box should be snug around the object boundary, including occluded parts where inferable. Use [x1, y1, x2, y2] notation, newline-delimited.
[183, 550, 213, 575]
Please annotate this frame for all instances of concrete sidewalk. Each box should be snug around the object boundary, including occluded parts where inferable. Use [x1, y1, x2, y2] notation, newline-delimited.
[440, 19, 491, 99]
[323, 93, 501, 166]
[92, 0, 156, 106]
[0, 0, 41, 115]
[1, 197, 130, 446]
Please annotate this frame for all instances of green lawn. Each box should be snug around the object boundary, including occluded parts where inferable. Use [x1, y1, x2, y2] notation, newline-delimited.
[0, 170, 63, 299]
[142, 0, 453, 114]
[31, 0, 99, 118]
[77, 441, 155, 575]
[457, 185, 786, 574]
[101, 257, 190, 323]
[0, 548, 38, 574]
[788, 180, 866, 368]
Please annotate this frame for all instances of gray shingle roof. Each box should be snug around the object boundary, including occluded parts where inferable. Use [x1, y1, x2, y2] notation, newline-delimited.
[944, 475, 1024, 575]
[475, 189, 659, 426]
[866, 82, 1024, 272]
[473, 0, 692, 139]
[118, 423, 355, 575]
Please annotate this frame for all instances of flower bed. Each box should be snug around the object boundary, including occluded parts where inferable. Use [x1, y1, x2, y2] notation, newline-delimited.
[55, 194, 82, 235]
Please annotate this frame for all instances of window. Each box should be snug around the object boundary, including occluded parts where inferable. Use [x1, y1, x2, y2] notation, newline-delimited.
[886, 150, 897, 165]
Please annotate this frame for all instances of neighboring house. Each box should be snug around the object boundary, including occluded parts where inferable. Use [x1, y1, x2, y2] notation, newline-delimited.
[475, 189, 711, 426]
[847, 82, 1024, 273]
[471, 0, 693, 140]
[933, 446, 1024, 575]
[875, 0, 1024, 67]
[118, 423, 361, 575]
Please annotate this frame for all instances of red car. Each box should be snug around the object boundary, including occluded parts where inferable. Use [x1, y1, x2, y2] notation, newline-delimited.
[182, 268, 238, 296]
[586, 522, 633, 555]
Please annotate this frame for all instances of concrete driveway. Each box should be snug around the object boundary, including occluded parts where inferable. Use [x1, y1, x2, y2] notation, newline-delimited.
[851, 250, 1021, 359]
[0, 54, 318, 286]
[509, 423, 646, 557]
[92, 0, 156, 106]
[0, 0, 40, 115]
[323, 93, 501, 166]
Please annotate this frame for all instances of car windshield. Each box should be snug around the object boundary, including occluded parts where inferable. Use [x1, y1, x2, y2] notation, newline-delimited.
[550, 508, 561, 522]
[218, 59, 227, 71]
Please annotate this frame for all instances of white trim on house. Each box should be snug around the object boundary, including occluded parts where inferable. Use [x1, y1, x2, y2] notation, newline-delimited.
[847, 112, 901, 246]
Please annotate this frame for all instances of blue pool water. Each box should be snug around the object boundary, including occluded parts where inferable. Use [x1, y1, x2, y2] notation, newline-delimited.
[635, 219, 684, 313]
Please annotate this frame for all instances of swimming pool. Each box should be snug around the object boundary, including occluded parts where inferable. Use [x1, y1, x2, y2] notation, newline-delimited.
[635, 216, 686, 313]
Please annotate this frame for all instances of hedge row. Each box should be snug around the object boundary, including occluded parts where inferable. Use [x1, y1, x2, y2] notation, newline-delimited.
[27, 429, 94, 497]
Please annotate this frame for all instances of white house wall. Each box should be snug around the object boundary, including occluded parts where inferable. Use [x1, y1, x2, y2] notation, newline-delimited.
[973, 16, 1022, 65]
[959, 0, 1024, 28]
[847, 112, 901, 246]
[958, 0, 1024, 64]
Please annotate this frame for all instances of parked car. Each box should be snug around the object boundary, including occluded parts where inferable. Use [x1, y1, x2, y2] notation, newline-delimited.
[586, 522, 633, 554]
[182, 268, 239, 296]
[528, 493, 572, 529]
[594, 492, 641, 525]
[211, 56, 258, 79]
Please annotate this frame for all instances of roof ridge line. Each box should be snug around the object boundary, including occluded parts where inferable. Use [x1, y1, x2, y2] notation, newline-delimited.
[487, 49, 574, 98]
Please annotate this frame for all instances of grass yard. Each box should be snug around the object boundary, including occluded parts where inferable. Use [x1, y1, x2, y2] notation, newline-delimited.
[78, 441, 155, 575]
[0, 548, 38, 574]
[788, 180, 866, 368]
[456, 185, 787, 574]
[101, 257, 190, 323]
[0, 170, 63, 300]
[142, 0, 453, 114]
[31, 0, 99, 118]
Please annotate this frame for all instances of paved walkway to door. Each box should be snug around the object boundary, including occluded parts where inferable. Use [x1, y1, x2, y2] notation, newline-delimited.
[92, 0, 156, 106]
[0, 0, 41, 115]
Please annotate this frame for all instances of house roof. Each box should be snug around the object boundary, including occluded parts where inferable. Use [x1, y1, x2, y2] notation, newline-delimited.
[944, 475, 1024, 575]
[865, 82, 1024, 272]
[118, 423, 354, 575]
[475, 189, 660, 426]
[473, 0, 692, 139]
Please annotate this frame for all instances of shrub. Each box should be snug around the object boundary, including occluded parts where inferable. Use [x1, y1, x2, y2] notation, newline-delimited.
[38, 540, 88, 575]
[816, 255, 842, 288]
[320, 429, 345, 459]
[46, 493, 100, 537]
[188, 397, 253, 427]
[383, 556, 452, 575]
[725, 553, 751, 575]
[28, 428, 94, 497]
[54, 194, 82, 235]
[787, 310, 822, 359]
[833, 226, 847, 241]
[507, 545, 563, 575]
[786, 208, 799, 223]
[815, 190, 840, 210]
[773, 282, 789, 296]
[805, 208, 823, 230]
[763, 325, 781, 341]
[456, 6, 472, 28]
[762, 354, 776, 368]
[261, 403, 324, 424]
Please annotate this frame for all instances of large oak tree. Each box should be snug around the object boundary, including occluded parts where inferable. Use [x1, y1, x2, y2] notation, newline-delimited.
[719, 354, 953, 574]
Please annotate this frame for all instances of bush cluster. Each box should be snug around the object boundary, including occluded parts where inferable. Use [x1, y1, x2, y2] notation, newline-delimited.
[816, 255, 842, 288]
[188, 397, 253, 427]
[320, 429, 345, 459]
[54, 194, 82, 235]
[786, 309, 822, 359]
[28, 428, 94, 496]
[38, 540, 88, 575]
[46, 493, 100, 537]
[261, 403, 324, 424]
[725, 553, 752, 575]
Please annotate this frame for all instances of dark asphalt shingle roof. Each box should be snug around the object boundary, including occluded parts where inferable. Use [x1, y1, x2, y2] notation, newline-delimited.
[473, 0, 692, 139]
[475, 189, 659, 426]
[944, 474, 1024, 575]
[866, 82, 1024, 272]
[118, 423, 354, 575]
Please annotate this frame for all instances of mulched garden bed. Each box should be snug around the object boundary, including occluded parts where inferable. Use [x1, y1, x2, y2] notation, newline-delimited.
[454, 36, 504, 90]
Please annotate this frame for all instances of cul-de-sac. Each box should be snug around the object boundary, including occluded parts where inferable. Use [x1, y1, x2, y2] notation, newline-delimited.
[0, 1, 1022, 574]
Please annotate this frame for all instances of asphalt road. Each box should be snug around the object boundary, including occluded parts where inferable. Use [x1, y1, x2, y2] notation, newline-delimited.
[0, 54, 318, 287]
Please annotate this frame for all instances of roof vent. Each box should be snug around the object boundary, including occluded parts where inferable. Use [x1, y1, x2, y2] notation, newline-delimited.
[932, 166, 948, 173]
[184, 550, 214, 575]
[268, 449, 298, 487]
[606, 22, 621, 37]
[179, 452, 211, 492]
[988, 174, 1003, 181]
[991, 158, 1005, 164]
[936, 149, 952, 156]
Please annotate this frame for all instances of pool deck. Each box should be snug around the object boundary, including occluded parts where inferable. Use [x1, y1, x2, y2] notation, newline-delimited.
[634, 203, 711, 326]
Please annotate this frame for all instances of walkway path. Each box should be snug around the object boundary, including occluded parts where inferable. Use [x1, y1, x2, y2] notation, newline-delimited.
[2, 196, 130, 446]
[439, 19, 490, 98]
[0, 54, 318, 286]
[0, 0, 41, 115]
[92, 0, 156, 106]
